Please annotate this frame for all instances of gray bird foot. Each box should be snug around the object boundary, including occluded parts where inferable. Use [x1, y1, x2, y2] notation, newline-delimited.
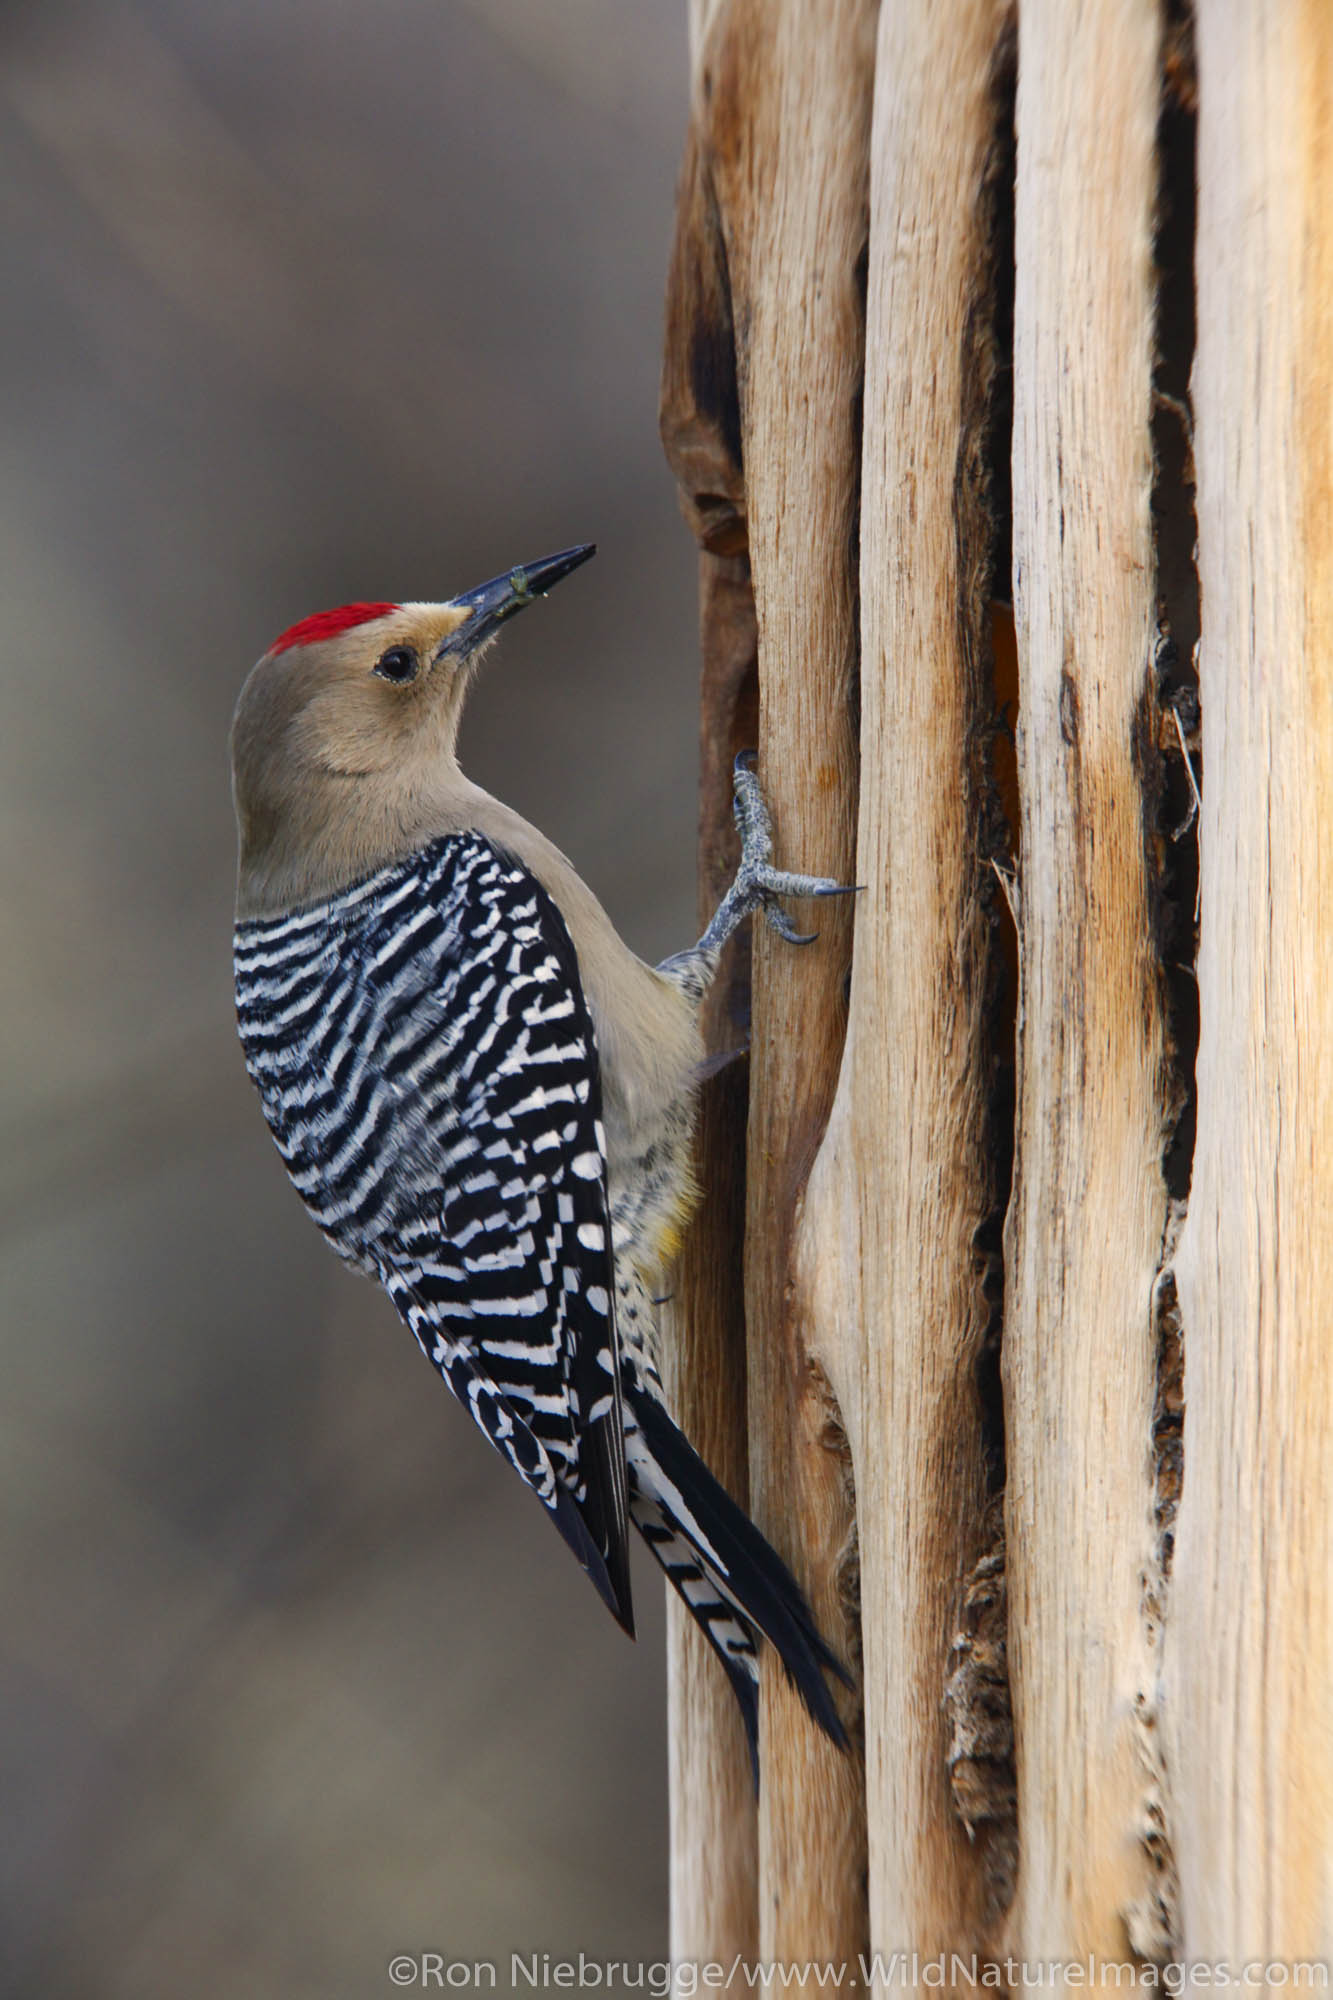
[701, 752, 857, 954]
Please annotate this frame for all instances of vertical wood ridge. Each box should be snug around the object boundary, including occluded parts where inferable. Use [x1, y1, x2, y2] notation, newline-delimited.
[660, 29, 760, 1958]
[799, 0, 1019, 1963]
[661, 554, 760, 1969]
[1168, 0, 1333, 1955]
[1004, 0, 1169, 1957]
[1127, 39, 1200, 1960]
[659, 0, 875, 1964]
[709, 0, 877, 1964]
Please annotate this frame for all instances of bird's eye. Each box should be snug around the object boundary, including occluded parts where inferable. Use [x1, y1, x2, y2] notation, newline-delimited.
[373, 645, 419, 685]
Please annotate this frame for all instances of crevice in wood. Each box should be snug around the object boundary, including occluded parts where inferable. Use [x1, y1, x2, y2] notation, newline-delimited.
[846, 231, 870, 756]
[944, 20, 1019, 1925]
[970, 18, 1018, 1506]
[1150, 7, 1201, 1210]
[1129, 1202, 1186, 1967]
[660, 123, 748, 561]
[944, 1499, 1017, 1918]
[1143, 0, 1198, 1670]
[808, 1350, 863, 1721]
[1149, 1217, 1187, 1581]
[1126, 20, 1197, 1963]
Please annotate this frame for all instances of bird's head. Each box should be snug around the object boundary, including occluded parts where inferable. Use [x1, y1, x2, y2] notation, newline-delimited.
[231, 544, 594, 914]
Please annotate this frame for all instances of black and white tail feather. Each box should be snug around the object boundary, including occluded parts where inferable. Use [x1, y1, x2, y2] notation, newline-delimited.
[234, 829, 847, 1762]
[628, 1390, 848, 1767]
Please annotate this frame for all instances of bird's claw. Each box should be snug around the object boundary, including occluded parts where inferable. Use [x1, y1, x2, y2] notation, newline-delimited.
[728, 752, 858, 947]
[762, 903, 819, 947]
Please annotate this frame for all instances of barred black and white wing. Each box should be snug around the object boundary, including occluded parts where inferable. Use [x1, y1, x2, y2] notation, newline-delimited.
[234, 833, 633, 1631]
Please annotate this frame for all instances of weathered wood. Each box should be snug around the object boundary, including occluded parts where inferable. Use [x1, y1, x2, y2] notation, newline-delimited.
[660, 9, 763, 1958]
[663, 1063, 758, 1971]
[663, 0, 1333, 1967]
[798, 0, 1015, 1958]
[662, 558, 759, 1968]
[699, 0, 876, 1966]
[660, 115, 748, 565]
[1166, 0, 1333, 1957]
[664, 0, 875, 1967]
[1003, 0, 1169, 1958]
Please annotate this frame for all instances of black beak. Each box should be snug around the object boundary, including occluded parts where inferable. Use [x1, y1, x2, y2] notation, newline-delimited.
[437, 544, 596, 658]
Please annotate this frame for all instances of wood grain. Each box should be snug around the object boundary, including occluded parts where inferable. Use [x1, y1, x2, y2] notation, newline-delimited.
[663, 1054, 759, 1970]
[664, 0, 876, 1968]
[1167, 0, 1333, 1957]
[662, 559, 760, 1968]
[660, 20, 760, 1954]
[1003, 0, 1170, 1959]
[702, 0, 876, 1967]
[798, 0, 1016, 1958]
[662, 0, 1333, 1964]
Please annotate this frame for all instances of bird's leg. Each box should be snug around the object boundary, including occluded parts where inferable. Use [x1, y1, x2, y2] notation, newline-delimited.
[657, 753, 856, 995]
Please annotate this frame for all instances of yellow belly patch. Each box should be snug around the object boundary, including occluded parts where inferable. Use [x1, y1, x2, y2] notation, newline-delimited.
[633, 1176, 702, 1286]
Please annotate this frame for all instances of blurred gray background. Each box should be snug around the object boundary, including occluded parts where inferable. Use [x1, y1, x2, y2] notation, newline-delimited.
[0, 4, 699, 1993]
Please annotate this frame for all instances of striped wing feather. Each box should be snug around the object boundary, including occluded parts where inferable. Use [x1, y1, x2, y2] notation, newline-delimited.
[235, 834, 633, 1631]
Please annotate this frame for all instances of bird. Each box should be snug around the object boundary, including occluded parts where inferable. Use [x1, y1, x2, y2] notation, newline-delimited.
[230, 544, 852, 1767]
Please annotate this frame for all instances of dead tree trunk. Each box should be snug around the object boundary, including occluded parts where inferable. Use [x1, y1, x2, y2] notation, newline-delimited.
[660, 0, 1333, 1980]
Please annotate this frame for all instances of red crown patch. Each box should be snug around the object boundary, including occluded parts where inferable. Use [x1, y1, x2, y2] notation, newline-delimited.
[269, 602, 396, 655]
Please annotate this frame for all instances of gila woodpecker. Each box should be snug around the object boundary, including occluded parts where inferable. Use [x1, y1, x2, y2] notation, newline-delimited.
[231, 546, 850, 1762]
